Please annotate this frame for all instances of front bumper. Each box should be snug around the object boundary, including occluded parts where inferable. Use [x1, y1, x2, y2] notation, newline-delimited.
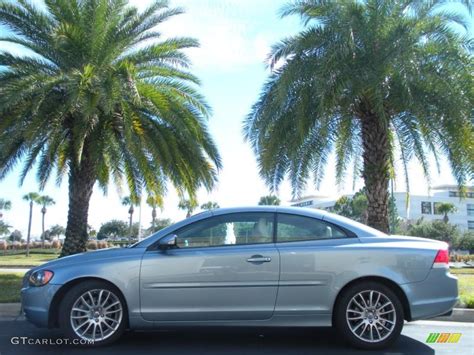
[401, 268, 458, 321]
[21, 283, 62, 328]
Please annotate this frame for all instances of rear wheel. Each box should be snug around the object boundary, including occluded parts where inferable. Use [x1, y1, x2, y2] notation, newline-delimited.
[59, 280, 127, 346]
[335, 281, 404, 349]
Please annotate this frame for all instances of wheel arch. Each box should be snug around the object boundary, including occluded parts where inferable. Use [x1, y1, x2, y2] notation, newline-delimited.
[48, 276, 129, 328]
[331, 276, 412, 325]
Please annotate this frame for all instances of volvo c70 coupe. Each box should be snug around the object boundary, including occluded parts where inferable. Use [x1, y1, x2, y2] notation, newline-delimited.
[21, 206, 457, 349]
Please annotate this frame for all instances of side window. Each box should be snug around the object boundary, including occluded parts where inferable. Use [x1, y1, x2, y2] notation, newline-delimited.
[175, 213, 274, 248]
[277, 214, 347, 242]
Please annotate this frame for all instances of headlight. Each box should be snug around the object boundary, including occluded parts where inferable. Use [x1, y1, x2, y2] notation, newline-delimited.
[28, 270, 54, 287]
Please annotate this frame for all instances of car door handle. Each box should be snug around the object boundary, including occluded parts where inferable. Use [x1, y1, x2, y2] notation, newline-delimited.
[247, 255, 271, 263]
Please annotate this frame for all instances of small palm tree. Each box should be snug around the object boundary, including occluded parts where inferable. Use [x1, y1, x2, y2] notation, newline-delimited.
[23, 192, 39, 257]
[146, 194, 164, 231]
[258, 195, 281, 206]
[0, 0, 221, 256]
[178, 199, 198, 218]
[122, 196, 139, 244]
[0, 198, 11, 219]
[436, 203, 457, 223]
[244, 0, 473, 232]
[37, 195, 55, 248]
[201, 201, 220, 211]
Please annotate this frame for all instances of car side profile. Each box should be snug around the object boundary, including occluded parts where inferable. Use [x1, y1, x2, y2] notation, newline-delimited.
[21, 206, 458, 349]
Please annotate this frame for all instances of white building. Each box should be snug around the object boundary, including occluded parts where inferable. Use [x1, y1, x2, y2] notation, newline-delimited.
[290, 185, 474, 231]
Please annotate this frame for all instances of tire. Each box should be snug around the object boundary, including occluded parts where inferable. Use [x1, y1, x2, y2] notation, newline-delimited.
[58, 280, 127, 346]
[335, 281, 404, 350]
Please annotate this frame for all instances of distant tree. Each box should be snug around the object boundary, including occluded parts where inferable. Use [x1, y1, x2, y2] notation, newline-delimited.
[407, 219, 460, 245]
[8, 230, 22, 242]
[0, 220, 10, 236]
[258, 195, 280, 206]
[201, 201, 220, 211]
[147, 218, 173, 234]
[47, 225, 65, 241]
[97, 220, 129, 240]
[179, 199, 198, 218]
[122, 196, 140, 244]
[37, 195, 55, 248]
[454, 232, 474, 252]
[0, 198, 11, 219]
[146, 194, 164, 231]
[435, 203, 457, 223]
[23, 192, 39, 257]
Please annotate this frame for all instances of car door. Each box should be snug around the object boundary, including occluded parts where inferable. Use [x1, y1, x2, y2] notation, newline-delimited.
[274, 213, 360, 316]
[140, 212, 279, 321]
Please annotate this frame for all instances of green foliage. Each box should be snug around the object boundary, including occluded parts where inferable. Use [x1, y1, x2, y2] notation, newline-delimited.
[406, 219, 461, 244]
[258, 195, 281, 206]
[47, 224, 65, 239]
[22, 192, 39, 203]
[333, 189, 368, 223]
[454, 232, 474, 251]
[0, 198, 11, 211]
[178, 198, 198, 217]
[8, 230, 22, 242]
[244, 0, 473, 198]
[147, 218, 173, 234]
[0, 220, 10, 236]
[434, 202, 457, 222]
[201, 201, 220, 210]
[97, 219, 129, 240]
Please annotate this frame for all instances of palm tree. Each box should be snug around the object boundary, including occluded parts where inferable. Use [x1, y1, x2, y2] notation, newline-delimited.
[23, 192, 39, 257]
[37, 195, 55, 248]
[146, 194, 164, 231]
[244, 0, 473, 233]
[258, 195, 280, 206]
[0, 0, 221, 256]
[178, 199, 198, 218]
[436, 203, 457, 223]
[122, 196, 139, 244]
[201, 201, 220, 211]
[0, 198, 11, 219]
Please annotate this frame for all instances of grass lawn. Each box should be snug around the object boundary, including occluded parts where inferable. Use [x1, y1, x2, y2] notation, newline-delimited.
[0, 251, 59, 267]
[451, 268, 474, 308]
[0, 272, 24, 303]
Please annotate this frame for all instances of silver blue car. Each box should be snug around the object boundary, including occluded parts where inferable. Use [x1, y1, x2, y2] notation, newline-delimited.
[21, 206, 458, 349]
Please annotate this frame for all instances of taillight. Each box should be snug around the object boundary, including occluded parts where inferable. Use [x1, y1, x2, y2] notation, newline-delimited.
[432, 249, 449, 268]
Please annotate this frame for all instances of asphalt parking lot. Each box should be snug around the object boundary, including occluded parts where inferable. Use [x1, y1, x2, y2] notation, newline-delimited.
[0, 319, 472, 355]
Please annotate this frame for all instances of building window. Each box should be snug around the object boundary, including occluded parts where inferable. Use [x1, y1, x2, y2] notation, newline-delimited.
[449, 191, 474, 198]
[421, 201, 432, 214]
[292, 200, 313, 207]
[433, 202, 444, 215]
[467, 204, 474, 216]
[468, 221, 474, 231]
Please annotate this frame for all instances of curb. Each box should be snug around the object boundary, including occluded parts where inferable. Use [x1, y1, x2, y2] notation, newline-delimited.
[0, 303, 473, 322]
[433, 308, 474, 323]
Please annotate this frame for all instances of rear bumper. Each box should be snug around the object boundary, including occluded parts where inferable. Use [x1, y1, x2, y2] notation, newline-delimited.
[21, 284, 61, 328]
[401, 268, 458, 321]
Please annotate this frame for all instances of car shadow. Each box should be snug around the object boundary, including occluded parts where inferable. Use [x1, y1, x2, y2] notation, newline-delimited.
[0, 322, 434, 355]
[110, 327, 434, 355]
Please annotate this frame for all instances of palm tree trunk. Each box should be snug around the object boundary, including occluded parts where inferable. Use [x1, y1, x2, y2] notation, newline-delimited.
[41, 210, 45, 248]
[360, 110, 390, 233]
[26, 201, 33, 257]
[128, 212, 133, 245]
[61, 157, 95, 257]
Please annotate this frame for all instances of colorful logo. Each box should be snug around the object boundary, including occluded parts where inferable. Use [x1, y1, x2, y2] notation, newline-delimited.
[426, 333, 462, 343]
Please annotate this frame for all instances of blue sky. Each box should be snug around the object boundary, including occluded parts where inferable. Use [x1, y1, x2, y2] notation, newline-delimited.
[0, 0, 471, 238]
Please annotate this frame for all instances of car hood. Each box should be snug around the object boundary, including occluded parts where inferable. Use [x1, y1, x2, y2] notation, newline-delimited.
[33, 247, 145, 271]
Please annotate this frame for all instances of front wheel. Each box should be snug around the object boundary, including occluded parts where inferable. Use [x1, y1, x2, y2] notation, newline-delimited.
[335, 281, 404, 350]
[59, 280, 127, 346]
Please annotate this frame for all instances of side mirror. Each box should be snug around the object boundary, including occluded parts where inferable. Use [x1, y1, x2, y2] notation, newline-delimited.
[158, 234, 178, 250]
